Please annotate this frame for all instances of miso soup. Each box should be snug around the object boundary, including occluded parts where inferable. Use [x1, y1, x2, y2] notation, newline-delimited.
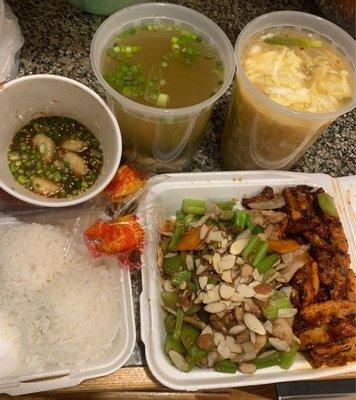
[103, 24, 223, 108]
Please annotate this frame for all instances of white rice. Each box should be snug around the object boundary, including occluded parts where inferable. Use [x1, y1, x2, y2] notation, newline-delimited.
[0, 223, 119, 369]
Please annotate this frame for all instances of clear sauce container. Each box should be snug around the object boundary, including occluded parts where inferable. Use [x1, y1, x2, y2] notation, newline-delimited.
[221, 11, 355, 170]
[91, 3, 235, 172]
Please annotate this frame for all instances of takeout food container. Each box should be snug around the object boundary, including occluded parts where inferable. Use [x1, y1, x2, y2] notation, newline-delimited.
[0, 74, 122, 207]
[91, 2, 235, 172]
[140, 171, 355, 390]
[0, 207, 136, 396]
[221, 11, 356, 170]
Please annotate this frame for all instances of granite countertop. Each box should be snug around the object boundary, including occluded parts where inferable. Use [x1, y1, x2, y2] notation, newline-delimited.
[7, 0, 355, 366]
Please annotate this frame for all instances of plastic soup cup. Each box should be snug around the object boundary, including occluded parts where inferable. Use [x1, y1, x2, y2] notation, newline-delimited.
[91, 2, 235, 172]
[221, 11, 356, 170]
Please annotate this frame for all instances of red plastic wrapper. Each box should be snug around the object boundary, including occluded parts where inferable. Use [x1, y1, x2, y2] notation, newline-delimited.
[84, 214, 144, 269]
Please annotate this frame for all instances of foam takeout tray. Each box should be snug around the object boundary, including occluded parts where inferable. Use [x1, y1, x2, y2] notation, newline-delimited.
[140, 171, 355, 391]
[0, 205, 136, 396]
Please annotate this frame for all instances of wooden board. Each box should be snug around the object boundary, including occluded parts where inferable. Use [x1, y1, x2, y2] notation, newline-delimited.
[1, 367, 355, 400]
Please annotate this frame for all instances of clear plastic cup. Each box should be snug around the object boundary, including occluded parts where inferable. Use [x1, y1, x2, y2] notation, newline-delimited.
[91, 2, 235, 172]
[221, 11, 356, 170]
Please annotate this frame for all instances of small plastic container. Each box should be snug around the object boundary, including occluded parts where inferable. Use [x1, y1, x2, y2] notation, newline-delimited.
[221, 11, 356, 170]
[140, 171, 356, 391]
[68, 0, 148, 16]
[91, 3, 235, 173]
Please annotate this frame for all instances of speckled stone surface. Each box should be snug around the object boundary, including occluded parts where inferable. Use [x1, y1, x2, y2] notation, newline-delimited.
[7, 0, 355, 366]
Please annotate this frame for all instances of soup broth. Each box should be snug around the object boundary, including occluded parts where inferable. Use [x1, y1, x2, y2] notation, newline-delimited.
[8, 117, 103, 198]
[221, 28, 354, 170]
[103, 24, 223, 108]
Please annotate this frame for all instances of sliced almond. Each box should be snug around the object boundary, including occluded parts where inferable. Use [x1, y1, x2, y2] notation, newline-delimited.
[205, 284, 214, 291]
[252, 268, 263, 281]
[219, 283, 235, 300]
[217, 340, 231, 359]
[186, 254, 195, 271]
[207, 350, 219, 368]
[191, 214, 209, 228]
[219, 254, 236, 271]
[243, 313, 266, 335]
[268, 337, 291, 352]
[249, 330, 256, 344]
[200, 224, 209, 240]
[234, 306, 244, 321]
[196, 263, 208, 275]
[213, 331, 225, 347]
[264, 320, 273, 334]
[220, 238, 229, 249]
[194, 292, 203, 304]
[179, 281, 187, 290]
[236, 257, 245, 266]
[230, 292, 244, 302]
[202, 285, 220, 304]
[221, 270, 232, 283]
[240, 264, 254, 278]
[205, 301, 226, 313]
[221, 300, 232, 307]
[212, 252, 221, 273]
[229, 324, 246, 335]
[207, 230, 224, 243]
[165, 252, 177, 258]
[239, 363, 257, 375]
[201, 325, 213, 335]
[230, 239, 249, 255]
[236, 284, 256, 298]
[163, 279, 175, 292]
[168, 350, 189, 372]
[225, 335, 243, 353]
[199, 276, 208, 290]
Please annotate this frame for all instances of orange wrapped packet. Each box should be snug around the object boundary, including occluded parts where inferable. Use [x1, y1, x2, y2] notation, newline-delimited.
[84, 214, 144, 269]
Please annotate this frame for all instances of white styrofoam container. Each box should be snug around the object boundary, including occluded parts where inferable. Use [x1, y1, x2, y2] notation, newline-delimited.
[140, 171, 356, 391]
[0, 215, 136, 396]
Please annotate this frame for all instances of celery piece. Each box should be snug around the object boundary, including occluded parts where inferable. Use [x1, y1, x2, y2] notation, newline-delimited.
[317, 192, 339, 218]
[262, 291, 293, 321]
[164, 314, 177, 334]
[187, 345, 206, 364]
[280, 341, 299, 370]
[180, 323, 200, 350]
[253, 351, 281, 369]
[182, 199, 206, 216]
[252, 242, 269, 267]
[172, 271, 191, 287]
[215, 359, 237, 373]
[173, 308, 185, 341]
[264, 36, 322, 48]
[168, 223, 185, 251]
[185, 303, 201, 315]
[217, 200, 235, 211]
[163, 254, 182, 276]
[234, 210, 252, 230]
[242, 235, 261, 259]
[161, 291, 180, 310]
[165, 333, 184, 354]
[256, 253, 280, 274]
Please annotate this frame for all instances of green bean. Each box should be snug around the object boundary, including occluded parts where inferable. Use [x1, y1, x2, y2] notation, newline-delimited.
[182, 199, 206, 215]
[164, 314, 177, 334]
[172, 271, 191, 287]
[163, 255, 182, 276]
[180, 323, 200, 350]
[280, 341, 298, 370]
[187, 345, 205, 364]
[256, 253, 280, 274]
[252, 242, 269, 267]
[253, 351, 281, 369]
[215, 359, 237, 373]
[168, 223, 185, 252]
[161, 291, 180, 310]
[165, 333, 184, 355]
[173, 308, 185, 342]
[317, 193, 339, 218]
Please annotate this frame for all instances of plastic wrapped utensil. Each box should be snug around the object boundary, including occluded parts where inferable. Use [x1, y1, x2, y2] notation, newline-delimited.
[0, 0, 23, 83]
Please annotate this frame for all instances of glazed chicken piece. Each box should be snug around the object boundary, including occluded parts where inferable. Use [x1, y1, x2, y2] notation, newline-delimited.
[242, 186, 273, 208]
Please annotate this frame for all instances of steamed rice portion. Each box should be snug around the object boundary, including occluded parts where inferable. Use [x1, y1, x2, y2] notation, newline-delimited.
[0, 223, 119, 368]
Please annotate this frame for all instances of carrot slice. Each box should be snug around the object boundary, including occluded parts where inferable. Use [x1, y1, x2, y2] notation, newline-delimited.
[176, 227, 201, 251]
[268, 239, 300, 254]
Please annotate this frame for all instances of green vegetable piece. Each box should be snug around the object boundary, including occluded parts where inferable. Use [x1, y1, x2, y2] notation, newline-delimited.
[252, 242, 269, 267]
[264, 36, 322, 48]
[173, 308, 185, 342]
[182, 199, 206, 216]
[252, 226, 264, 234]
[172, 271, 191, 287]
[234, 210, 250, 230]
[187, 345, 206, 364]
[214, 359, 237, 373]
[161, 291, 180, 310]
[168, 223, 185, 251]
[163, 254, 182, 276]
[253, 351, 281, 369]
[242, 235, 261, 259]
[256, 253, 280, 274]
[187, 280, 198, 292]
[317, 192, 339, 218]
[262, 291, 292, 321]
[280, 341, 299, 370]
[180, 323, 200, 350]
[164, 314, 177, 334]
[165, 333, 184, 354]
[207, 277, 219, 285]
[217, 201, 235, 211]
[18, 175, 27, 184]
[185, 303, 201, 315]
